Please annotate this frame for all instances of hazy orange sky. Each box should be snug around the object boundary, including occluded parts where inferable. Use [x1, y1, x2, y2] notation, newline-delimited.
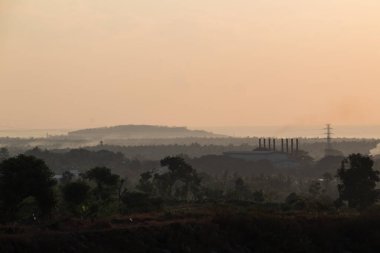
[1, 0, 380, 130]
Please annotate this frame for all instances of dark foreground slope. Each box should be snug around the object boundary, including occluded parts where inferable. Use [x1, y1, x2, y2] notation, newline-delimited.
[1, 206, 380, 253]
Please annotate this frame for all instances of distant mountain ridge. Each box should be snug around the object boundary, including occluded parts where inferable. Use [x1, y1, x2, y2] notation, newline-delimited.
[68, 125, 225, 139]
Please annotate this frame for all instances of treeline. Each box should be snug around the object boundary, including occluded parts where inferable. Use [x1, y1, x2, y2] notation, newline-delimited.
[0, 155, 203, 222]
[19, 147, 380, 187]
[15, 147, 380, 205]
[87, 140, 378, 160]
[22, 147, 325, 184]
[1, 152, 380, 253]
[0, 152, 379, 224]
[1, 137, 378, 159]
[24, 147, 158, 178]
[23, 147, 368, 179]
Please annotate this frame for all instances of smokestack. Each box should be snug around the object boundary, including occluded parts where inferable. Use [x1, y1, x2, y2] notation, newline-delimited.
[281, 138, 284, 152]
[296, 139, 299, 153]
[286, 139, 289, 153]
[263, 139, 266, 149]
[259, 138, 262, 149]
[291, 139, 294, 153]
[268, 138, 271, 150]
[273, 139, 276, 151]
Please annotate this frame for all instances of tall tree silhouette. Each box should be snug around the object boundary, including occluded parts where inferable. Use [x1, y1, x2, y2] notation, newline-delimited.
[337, 154, 380, 209]
[0, 155, 56, 221]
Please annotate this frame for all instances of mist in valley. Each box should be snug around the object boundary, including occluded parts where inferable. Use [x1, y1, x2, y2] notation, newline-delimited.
[2, 0, 380, 252]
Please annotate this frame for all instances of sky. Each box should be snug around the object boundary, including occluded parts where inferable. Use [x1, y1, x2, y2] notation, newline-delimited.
[1, 0, 380, 130]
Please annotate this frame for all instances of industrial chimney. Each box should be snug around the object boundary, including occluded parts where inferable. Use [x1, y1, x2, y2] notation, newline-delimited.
[291, 139, 294, 153]
[281, 138, 284, 152]
[286, 139, 289, 153]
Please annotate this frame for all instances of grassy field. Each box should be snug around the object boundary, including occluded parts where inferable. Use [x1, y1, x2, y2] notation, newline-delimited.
[0, 203, 380, 253]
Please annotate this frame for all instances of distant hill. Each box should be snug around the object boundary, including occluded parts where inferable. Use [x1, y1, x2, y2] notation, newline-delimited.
[68, 125, 225, 140]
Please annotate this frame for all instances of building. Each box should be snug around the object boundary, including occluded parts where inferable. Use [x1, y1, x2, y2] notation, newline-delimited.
[223, 138, 300, 168]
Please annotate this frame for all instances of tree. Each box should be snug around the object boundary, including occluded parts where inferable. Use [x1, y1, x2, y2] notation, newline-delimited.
[158, 156, 201, 200]
[0, 155, 56, 221]
[60, 170, 74, 184]
[309, 181, 322, 199]
[136, 157, 201, 201]
[153, 172, 172, 198]
[136, 171, 154, 194]
[84, 167, 120, 201]
[82, 167, 121, 217]
[337, 154, 380, 209]
[233, 177, 250, 200]
[61, 181, 90, 216]
[321, 172, 338, 198]
[0, 148, 9, 162]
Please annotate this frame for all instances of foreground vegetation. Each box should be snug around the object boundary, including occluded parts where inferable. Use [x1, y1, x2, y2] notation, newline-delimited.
[0, 152, 380, 252]
[2, 203, 380, 252]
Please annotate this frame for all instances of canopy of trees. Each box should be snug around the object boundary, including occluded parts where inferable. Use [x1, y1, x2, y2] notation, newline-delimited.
[136, 156, 201, 201]
[337, 154, 380, 209]
[0, 155, 56, 221]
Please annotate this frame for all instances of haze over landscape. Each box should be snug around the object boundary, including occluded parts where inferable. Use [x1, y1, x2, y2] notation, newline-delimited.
[3, 1, 380, 252]
[2, 125, 380, 139]
[2, 0, 380, 130]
